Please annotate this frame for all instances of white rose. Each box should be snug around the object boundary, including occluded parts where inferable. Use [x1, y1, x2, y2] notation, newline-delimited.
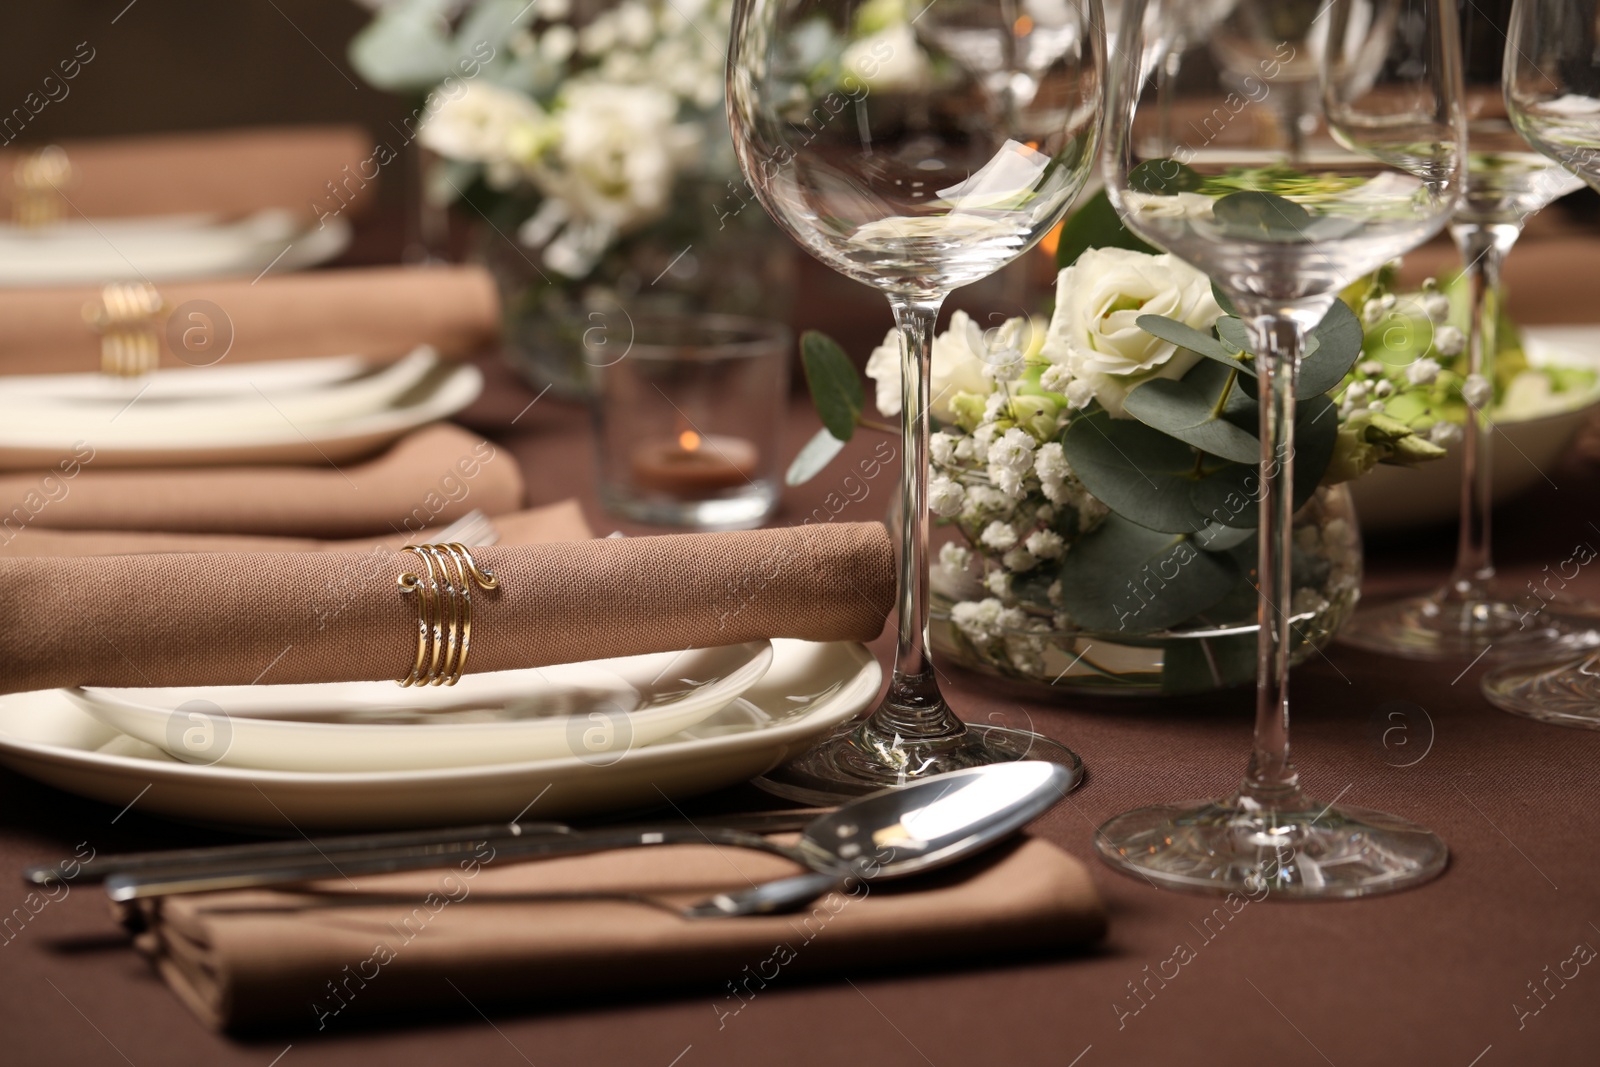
[1041, 247, 1223, 418]
[419, 81, 548, 166]
[863, 310, 994, 421]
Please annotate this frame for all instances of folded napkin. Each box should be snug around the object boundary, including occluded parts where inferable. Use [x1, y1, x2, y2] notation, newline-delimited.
[132, 835, 1106, 1032]
[0, 522, 893, 693]
[0, 126, 374, 223]
[0, 424, 522, 540]
[0, 265, 499, 375]
[0, 500, 589, 558]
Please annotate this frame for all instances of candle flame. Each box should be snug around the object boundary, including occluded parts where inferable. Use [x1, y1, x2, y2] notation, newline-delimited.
[1039, 218, 1063, 258]
[679, 430, 702, 452]
[1013, 14, 1033, 35]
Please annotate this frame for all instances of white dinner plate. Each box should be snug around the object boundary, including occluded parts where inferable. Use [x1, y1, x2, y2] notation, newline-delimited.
[70, 642, 774, 773]
[1352, 326, 1600, 531]
[0, 210, 351, 286]
[0, 350, 483, 469]
[0, 640, 881, 830]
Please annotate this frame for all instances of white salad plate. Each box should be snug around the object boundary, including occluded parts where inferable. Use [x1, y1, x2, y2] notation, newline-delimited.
[0, 347, 482, 470]
[0, 640, 881, 831]
[0, 210, 351, 286]
[1352, 325, 1600, 531]
[69, 642, 775, 773]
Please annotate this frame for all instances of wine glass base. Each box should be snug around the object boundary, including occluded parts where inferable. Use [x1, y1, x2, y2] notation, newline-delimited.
[753, 722, 1085, 805]
[1482, 650, 1600, 730]
[1094, 797, 1448, 899]
[1338, 590, 1600, 661]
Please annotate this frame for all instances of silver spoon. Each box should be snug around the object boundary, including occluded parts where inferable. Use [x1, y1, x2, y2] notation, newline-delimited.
[684, 760, 1077, 917]
[102, 762, 1073, 906]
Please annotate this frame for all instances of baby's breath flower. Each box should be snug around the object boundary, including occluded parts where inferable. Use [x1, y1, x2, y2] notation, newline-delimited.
[980, 520, 1018, 551]
[939, 541, 971, 575]
[1406, 357, 1441, 386]
[1026, 528, 1065, 559]
[1434, 325, 1466, 358]
[1461, 373, 1492, 408]
[928, 475, 966, 517]
[1002, 547, 1037, 572]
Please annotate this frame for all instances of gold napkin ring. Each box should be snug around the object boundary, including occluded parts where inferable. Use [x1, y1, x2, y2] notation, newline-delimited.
[83, 282, 168, 377]
[396, 542, 498, 687]
[13, 145, 71, 227]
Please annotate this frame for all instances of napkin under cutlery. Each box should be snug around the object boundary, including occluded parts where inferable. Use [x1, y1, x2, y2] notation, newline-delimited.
[132, 835, 1106, 1032]
[0, 522, 893, 693]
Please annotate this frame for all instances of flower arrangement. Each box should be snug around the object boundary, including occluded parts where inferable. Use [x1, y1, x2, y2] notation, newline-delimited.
[350, 0, 734, 279]
[791, 179, 1598, 690]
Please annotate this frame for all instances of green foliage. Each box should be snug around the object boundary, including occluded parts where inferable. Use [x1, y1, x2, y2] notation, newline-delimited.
[786, 426, 848, 486]
[800, 330, 864, 443]
[1055, 189, 1156, 269]
[1123, 361, 1259, 465]
[1056, 515, 1240, 631]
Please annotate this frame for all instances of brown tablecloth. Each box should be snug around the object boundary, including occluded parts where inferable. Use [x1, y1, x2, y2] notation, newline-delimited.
[6, 335, 1600, 1062]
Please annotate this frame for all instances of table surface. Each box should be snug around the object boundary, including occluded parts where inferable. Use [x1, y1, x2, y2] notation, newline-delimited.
[5, 352, 1599, 1067]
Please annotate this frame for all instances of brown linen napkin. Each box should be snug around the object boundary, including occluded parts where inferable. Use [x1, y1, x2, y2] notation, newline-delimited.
[0, 522, 893, 693]
[132, 836, 1106, 1032]
[0, 424, 522, 540]
[0, 126, 375, 223]
[0, 500, 590, 558]
[0, 264, 499, 375]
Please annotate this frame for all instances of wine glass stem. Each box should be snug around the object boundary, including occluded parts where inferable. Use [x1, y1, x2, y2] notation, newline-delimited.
[875, 294, 959, 740]
[1443, 221, 1520, 604]
[1241, 312, 1309, 807]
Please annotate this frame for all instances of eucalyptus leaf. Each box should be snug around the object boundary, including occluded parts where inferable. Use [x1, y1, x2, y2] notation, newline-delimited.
[800, 331, 864, 442]
[1188, 394, 1340, 528]
[1137, 314, 1252, 374]
[1211, 282, 1240, 316]
[1123, 361, 1260, 465]
[1211, 191, 1314, 242]
[1056, 189, 1157, 270]
[1060, 410, 1210, 533]
[786, 426, 847, 486]
[1127, 158, 1204, 195]
[1193, 521, 1256, 551]
[1299, 298, 1365, 397]
[1160, 632, 1257, 693]
[1056, 515, 1240, 631]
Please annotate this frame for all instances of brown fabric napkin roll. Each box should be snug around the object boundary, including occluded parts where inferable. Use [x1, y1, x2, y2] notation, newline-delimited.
[0, 424, 522, 541]
[0, 500, 590, 558]
[132, 835, 1106, 1032]
[0, 522, 893, 693]
[0, 264, 499, 375]
[0, 126, 375, 223]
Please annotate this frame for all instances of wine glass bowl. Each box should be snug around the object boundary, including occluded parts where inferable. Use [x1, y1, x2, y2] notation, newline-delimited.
[726, 0, 1104, 799]
[1092, 0, 1461, 897]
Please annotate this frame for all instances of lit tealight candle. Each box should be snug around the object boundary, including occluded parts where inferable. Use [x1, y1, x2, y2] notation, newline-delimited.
[630, 430, 759, 499]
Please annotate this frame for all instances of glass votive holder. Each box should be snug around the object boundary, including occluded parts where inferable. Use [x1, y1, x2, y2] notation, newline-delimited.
[591, 314, 790, 529]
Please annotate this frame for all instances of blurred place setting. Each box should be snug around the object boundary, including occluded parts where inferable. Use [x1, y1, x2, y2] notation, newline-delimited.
[3, 2, 1600, 1065]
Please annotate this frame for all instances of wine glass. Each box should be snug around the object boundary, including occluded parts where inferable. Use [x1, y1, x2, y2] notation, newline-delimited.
[1093, 0, 1462, 897]
[1480, 0, 1600, 727]
[1340, 0, 1591, 662]
[726, 0, 1104, 799]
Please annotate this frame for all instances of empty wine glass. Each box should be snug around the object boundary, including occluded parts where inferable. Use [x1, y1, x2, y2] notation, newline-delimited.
[1093, 0, 1462, 897]
[727, 0, 1103, 800]
[1481, 0, 1600, 727]
[1340, 0, 1591, 662]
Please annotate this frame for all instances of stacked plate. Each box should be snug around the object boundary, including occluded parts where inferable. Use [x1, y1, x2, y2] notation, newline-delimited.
[0, 640, 880, 831]
[0, 209, 350, 287]
[0, 346, 483, 469]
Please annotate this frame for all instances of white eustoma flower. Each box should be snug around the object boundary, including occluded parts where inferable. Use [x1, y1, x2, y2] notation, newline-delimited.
[1042, 247, 1222, 418]
[862, 310, 994, 421]
[928, 475, 966, 517]
[1025, 529, 1065, 559]
[1406, 357, 1441, 386]
[419, 81, 548, 166]
[987, 427, 1036, 474]
[980, 520, 1018, 551]
[1434, 325, 1466, 358]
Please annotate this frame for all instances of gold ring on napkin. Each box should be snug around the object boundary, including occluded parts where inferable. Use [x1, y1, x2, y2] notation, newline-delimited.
[83, 282, 168, 377]
[396, 542, 499, 687]
[13, 145, 72, 227]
